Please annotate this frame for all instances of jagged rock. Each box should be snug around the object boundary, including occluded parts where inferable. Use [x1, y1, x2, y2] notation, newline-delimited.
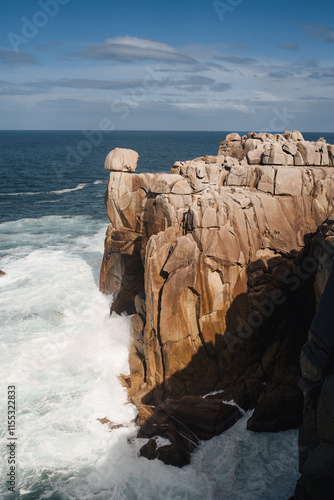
[262, 142, 285, 165]
[104, 147, 139, 172]
[226, 132, 241, 142]
[284, 130, 304, 141]
[294, 150, 305, 166]
[0, 270, 5, 277]
[100, 131, 334, 467]
[247, 147, 264, 165]
[97, 417, 125, 430]
[138, 396, 242, 467]
[283, 142, 298, 156]
[297, 142, 316, 166]
[327, 145, 334, 167]
[150, 174, 192, 195]
[253, 132, 267, 141]
[218, 130, 332, 168]
[244, 138, 263, 155]
[218, 135, 244, 160]
[255, 166, 275, 194]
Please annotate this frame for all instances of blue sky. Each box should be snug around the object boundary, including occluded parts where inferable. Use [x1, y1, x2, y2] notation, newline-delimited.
[0, 0, 333, 130]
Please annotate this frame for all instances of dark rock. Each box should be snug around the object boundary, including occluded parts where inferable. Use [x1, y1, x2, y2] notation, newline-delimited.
[247, 384, 303, 432]
[317, 375, 334, 444]
[138, 396, 242, 467]
[296, 442, 334, 500]
[0, 270, 5, 277]
[295, 262, 334, 496]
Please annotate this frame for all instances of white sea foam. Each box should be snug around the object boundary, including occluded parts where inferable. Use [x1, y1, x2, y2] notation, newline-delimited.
[0, 216, 299, 499]
[0, 191, 43, 196]
[0, 180, 105, 197]
[50, 183, 87, 194]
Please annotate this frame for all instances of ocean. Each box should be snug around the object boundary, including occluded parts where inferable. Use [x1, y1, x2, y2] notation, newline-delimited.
[1, 130, 332, 499]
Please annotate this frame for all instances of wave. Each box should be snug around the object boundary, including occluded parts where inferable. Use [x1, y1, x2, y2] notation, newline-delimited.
[0, 191, 43, 196]
[0, 181, 105, 197]
[37, 200, 62, 204]
[50, 183, 87, 194]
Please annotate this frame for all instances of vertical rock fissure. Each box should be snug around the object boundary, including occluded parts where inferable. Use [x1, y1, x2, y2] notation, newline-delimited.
[156, 280, 167, 383]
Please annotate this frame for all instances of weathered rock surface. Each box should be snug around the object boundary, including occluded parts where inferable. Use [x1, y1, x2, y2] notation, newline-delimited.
[104, 148, 139, 172]
[100, 131, 334, 467]
[217, 130, 334, 168]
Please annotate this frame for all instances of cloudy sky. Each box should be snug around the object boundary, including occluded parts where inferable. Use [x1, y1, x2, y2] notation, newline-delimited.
[0, 0, 333, 131]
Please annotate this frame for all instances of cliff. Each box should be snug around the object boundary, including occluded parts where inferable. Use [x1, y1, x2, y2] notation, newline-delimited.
[100, 133, 334, 470]
[290, 219, 334, 500]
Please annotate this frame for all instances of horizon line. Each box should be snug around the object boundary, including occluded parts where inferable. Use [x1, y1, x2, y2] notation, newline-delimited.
[0, 129, 333, 134]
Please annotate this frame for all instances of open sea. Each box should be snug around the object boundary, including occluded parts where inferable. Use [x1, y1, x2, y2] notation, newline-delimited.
[1, 130, 333, 500]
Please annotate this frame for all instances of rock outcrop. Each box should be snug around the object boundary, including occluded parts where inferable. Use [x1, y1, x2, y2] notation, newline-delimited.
[217, 130, 333, 168]
[104, 147, 139, 172]
[100, 132, 334, 467]
[0, 270, 5, 277]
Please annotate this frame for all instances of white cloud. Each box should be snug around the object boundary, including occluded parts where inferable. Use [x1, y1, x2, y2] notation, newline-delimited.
[172, 101, 251, 113]
[70, 36, 196, 64]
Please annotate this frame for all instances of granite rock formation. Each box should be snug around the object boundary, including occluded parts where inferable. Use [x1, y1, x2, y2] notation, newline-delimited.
[100, 133, 334, 467]
[104, 147, 139, 172]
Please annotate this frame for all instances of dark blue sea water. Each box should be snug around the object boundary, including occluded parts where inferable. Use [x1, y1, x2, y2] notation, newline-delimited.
[0, 130, 332, 499]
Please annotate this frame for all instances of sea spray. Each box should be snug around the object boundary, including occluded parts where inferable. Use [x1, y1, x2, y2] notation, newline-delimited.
[0, 215, 299, 499]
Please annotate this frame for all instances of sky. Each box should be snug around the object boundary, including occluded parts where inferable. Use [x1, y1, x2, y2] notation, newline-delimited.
[0, 0, 333, 131]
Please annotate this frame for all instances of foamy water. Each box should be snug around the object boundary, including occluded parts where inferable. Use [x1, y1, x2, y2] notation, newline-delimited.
[0, 182, 98, 197]
[0, 216, 299, 499]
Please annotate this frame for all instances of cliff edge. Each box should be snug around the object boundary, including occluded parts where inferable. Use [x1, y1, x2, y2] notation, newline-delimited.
[99, 131, 334, 473]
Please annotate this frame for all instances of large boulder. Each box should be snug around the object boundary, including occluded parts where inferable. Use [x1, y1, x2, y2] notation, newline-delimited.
[104, 148, 139, 172]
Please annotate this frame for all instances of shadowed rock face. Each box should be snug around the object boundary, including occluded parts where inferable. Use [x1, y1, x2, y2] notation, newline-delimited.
[100, 132, 334, 466]
[290, 219, 334, 500]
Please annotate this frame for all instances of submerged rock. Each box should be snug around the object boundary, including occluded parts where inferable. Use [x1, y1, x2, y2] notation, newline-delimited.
[97, 417, 127, 431]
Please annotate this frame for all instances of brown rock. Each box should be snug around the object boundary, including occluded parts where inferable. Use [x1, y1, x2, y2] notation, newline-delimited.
[104, 148, 139, 172]
[262, 142, 285, 165]
[275, 167, 303, 196]
[297, 142, 316, 165]
[247, 147, 264, 165]
[225, 132, 241, 142]
[99, 135, 334, 468]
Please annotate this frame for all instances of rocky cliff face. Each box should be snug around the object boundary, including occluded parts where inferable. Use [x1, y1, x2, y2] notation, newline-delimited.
[290, 218, 334, 500]
[100, 132, 334, 467]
